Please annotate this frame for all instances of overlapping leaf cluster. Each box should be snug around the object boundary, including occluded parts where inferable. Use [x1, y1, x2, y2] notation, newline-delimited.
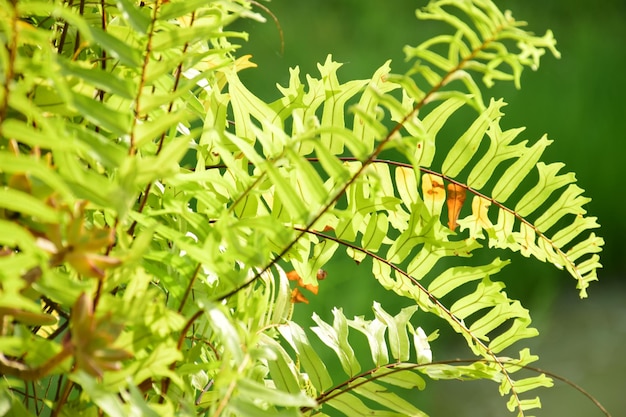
[0, 0, 603, 416]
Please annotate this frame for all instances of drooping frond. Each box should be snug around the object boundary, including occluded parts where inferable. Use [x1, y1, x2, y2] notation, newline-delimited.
[263, 303, 552, 417]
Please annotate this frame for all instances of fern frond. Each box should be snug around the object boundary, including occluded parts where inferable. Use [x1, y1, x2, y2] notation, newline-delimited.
[300, 226, 545, 413]
[278, 304, 431, 416]
[202, 2, 601, 409]
[271, 302, 553, 417]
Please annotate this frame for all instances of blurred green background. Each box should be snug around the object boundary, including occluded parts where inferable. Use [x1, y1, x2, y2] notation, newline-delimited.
[231, 1, 626, 415]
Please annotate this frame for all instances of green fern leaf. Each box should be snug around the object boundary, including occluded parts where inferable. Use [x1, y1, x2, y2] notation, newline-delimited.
[278, 321, 333, 392]
[442, 98, 506, 177]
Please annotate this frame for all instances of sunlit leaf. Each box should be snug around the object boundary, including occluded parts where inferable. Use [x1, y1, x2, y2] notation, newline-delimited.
[442, 99, 505, 177]
[279, 322, 333, 392]
[312, 308, 360, 376]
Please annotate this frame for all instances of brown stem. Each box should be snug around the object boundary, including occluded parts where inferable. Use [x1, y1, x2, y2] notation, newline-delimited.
[159, 309, 204, 400]
[51, 377, 74, 417]
[96, 0, 107, 103]
[178, 263, 202, 313]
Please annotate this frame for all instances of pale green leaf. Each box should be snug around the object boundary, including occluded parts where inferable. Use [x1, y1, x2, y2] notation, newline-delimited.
[386, 204, 432, 264]
[151, 135, 190, 176]
[407, 45, 454, 72]
[2, 119, 69, 151]
[153, 20, 243, 51]
[0, 252, 40, 277]
[227, 397, 302, 417]
[361, 212, 388, 252]
[413, 327, 432, 364]
[492, 135, 552, 202]
[348, 315, 389, 366]
[115, 0, 151, 34]
[206, 305, 243, 363]
[21, 4, 141, 67]
[508, 374, 553, 395]
[372, 366, 426, 390]
[237, 378, 316, 408]
[279, 322, 333, 392]
[70, 371, 127, 417]
[450, 277, 506, 319]
[71, 92, 132, 136]
[489, 317, 538, 354]
[67, 125, 127, 168]
[311, 308, 360, 376]
[286, 147, 328, 209]
[428, 258, 507, 298]
[442, 98, 505, 177]
[293, 239, 339, 285]
[406, 239, 482, 280]
[317, 56, 369, 155]
[264, 163, 309, 221]
[313, 141, 351, 185]
[261, 337, 301, 394]
[352, 60, 397, 152]
[515, 162, 576, 217]
[86, 25, 143, 67]
[373, 302, 417, 362]
[0, 188, 60, 222]
[534, 184, 589, 233]
[0, 389, 32, 417]
[467, 123, 526, 190]
[134, 111, 189, 149]
[119, 384, 161, 417]
[469, 299, 529, 343]
[227, 70, 281, 149]
[422, 361, 500, 381]
[394, 166, 419, 209]
[158, 0, 219, 20]
[326, 392, 400, 417]
[352, 380, 427, 416]
[564, 232, 603, 263]
[506, 395, 542, 413]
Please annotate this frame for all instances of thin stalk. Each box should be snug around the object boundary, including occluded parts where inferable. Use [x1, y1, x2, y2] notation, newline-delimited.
[127, 10, 197, 235]
[51, 378, 74, 417]
[56, 0, 75, 55]
[159, 309, 204, 401]
[248, 0, 284, 55]
[128, 2, 161, 155]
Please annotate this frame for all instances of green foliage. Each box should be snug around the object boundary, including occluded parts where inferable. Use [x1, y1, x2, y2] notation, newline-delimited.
[0, 0, 606, 416]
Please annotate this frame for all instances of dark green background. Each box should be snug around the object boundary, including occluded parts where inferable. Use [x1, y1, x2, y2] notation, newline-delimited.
[232, 1, 626, 415]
